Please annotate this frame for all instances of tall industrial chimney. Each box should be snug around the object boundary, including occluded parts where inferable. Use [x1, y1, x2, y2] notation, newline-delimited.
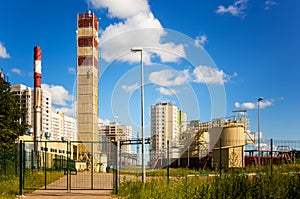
[34, 46, 42, 153]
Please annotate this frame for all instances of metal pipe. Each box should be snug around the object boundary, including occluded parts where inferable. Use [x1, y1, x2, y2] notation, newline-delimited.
[131, 48, 145, 183]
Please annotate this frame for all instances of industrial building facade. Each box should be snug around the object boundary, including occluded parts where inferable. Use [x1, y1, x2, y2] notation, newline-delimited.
[76, 11, 99, 143]
[150, 102, 187, 162]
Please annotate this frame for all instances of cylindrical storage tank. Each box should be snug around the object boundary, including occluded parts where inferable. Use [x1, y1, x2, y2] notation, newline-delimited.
[221, 125, 245, 147]
[212, 124, 245, 169]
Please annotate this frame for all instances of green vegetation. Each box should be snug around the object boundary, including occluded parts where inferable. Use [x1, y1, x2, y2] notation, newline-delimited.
[23, 170, 65, 189]
[119, 166, 199, 176]
[0, 170, 64, 199]
[0, 77, 28, 151]
[0, 176, 19, 199]
[117, 166, 300, 198]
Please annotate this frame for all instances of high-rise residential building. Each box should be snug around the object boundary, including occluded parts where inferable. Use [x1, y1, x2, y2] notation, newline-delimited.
[51, 112, 77, 141]
[11, 84, 33, 126]
[76, 11, 99, 144]
[41, 89, 52, 136]
[11, 84, 77, 141]
[150, 102, 187, 162]
[11, 84, 52, 138]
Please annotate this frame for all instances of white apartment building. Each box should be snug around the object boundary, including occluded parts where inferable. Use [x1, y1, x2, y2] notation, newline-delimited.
[11, 84, 51, 136]
[42, 89, 52, 137]
[11, 84, 77, 141]
[150, 102, 187, 161]
[51, 112, 77, 141]
[11, 84, 33, 126]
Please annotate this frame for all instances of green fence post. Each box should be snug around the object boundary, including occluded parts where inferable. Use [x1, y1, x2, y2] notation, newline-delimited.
[167, 140, 170, 184]
[67, 141, 70, 192]
[115, 141, 119, 194]
[44, 141, 47, 189]
[22, 142, 25, 188]
[91, 142, 94, 190]
[4, 149, 7, 182]
[31, 150, 34, 173]
[219, 138, 222, 177]
[270, 138, 273, 174]
[19, 140, 23, 197]
[15, 147, 18, 176]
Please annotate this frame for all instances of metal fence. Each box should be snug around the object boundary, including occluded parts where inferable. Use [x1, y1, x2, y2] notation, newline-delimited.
[1, 139, 300, 195]
[0, 147, 19, 182]
[117, 138, 300, 172]
[18, 140, 117, 194]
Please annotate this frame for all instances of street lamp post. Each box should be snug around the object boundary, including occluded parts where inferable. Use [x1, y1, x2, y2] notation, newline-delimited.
[258, 97, 263, 167]
[131, 48, 146, 183]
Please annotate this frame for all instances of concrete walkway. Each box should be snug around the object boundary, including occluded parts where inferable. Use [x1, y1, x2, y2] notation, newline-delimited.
[18, 171, 116, 198]
[19, 190, 114, 198]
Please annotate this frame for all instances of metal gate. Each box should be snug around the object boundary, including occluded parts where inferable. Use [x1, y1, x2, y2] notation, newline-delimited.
[19, 140, 116, 191]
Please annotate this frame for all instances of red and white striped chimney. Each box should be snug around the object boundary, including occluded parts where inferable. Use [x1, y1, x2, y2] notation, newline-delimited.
[33, 46, 42, 153]
[34, 46, 42, 87]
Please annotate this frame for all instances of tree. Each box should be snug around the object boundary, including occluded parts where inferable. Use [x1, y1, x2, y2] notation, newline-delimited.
[0, 77, 28, 150]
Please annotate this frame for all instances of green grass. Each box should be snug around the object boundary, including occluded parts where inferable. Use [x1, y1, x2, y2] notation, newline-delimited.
[23, 170, 64, 189]
[0, 170, 64, 199]
[117, 166, 300, 199]
[119, 166, 200, 177]
[0, 176, 19, 199]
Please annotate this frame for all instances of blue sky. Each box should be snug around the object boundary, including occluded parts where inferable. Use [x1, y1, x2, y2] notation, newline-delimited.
[0, 0, 299, 140]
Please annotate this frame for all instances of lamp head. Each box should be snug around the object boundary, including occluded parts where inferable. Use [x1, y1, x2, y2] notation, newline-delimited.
[258, 97, 263, 101]
[131, 48, 142, 52]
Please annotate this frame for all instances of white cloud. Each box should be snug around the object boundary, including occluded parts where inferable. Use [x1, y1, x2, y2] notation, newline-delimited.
[0, 42, 10, 58]
[68, 67, 76, 74]
[149, 69, 190, 86]
[235, 99, 273, 109]
[260, 100, 273, 109]
[149, 67, 236, 87]
[194, 34, 208, 47]
[193, 65, 235, 85]
[215, 0, 248, 17]
[98, 118, 111, 126]
[122, 82, 140, 93]
[53, 101, 76, 118]
[265, 0, 277, 10]
[156, 87, 176, 96]
[54, 106, 74, 118]
[41, 84, 73, 106]
[89, 0, 186, 64]
[235, 102, 256, 109]
[89, 0, 150, 19]
[11, 68, 22, 75]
